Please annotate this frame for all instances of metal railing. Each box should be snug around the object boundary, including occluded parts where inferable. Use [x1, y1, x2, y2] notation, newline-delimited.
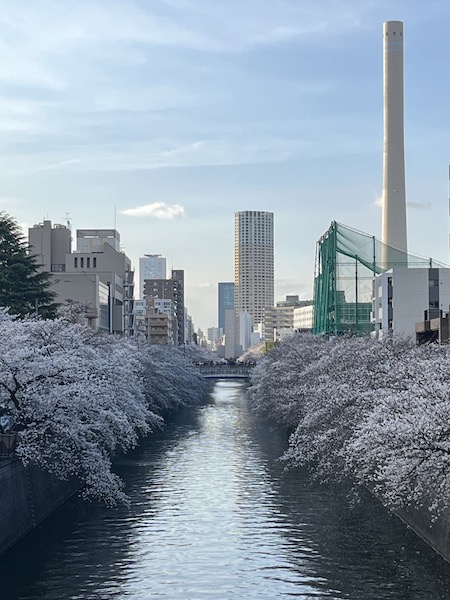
[196, 364, 254, 379]
[0, 433, 17, 458]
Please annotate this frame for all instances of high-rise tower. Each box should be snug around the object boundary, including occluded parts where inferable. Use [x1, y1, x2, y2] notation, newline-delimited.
[382, 20, 407, 264]
[234, 210, 274, 326]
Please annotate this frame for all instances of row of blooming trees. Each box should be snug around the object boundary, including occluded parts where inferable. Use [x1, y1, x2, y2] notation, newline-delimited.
[248, 333, 450, 518]
[0, 309, 208, 506]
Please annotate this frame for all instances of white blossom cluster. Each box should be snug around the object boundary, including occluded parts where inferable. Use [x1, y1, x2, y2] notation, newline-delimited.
[0, 308, 208, 506]
[248, 333, 450, 518]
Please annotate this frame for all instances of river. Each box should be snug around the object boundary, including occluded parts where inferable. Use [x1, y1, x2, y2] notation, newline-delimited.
[1, 380, 450, 599]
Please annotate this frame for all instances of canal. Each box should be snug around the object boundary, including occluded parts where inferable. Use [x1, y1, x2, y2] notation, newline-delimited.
[2, 380, 450, 599]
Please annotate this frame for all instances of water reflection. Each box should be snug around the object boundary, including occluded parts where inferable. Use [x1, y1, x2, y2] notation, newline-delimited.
[1, 380, 450, 599]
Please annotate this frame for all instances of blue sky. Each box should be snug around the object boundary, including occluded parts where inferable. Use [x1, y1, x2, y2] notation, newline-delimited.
[2, 0, 450, 331]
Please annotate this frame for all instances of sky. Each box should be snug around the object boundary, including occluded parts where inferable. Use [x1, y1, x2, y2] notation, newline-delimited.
[2, 0, 450, 332]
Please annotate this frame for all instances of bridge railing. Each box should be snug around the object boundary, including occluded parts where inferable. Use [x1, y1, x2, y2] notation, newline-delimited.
[195, 364, 254, 378]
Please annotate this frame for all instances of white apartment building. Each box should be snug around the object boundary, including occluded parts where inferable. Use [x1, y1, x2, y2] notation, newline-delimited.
[293, 303, 314, 332]
[373, 267, 450, 339]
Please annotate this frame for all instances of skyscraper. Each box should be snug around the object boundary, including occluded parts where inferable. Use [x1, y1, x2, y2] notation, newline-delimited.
[382, 20, 407, 262]
[234, 210, 274, 326]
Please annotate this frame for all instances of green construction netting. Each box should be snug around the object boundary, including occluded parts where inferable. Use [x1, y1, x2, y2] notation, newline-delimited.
[313, 221, 448, 336]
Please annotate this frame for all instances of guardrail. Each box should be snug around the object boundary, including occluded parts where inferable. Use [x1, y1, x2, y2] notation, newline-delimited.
[0, 433, 17, 458]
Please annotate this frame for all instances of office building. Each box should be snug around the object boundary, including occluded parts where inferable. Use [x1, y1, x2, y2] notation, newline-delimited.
[139, 254, 167, 299]
[143, 269, 185, 345]
[28, 220, 71, 273]
[29, 222, 135, 336]
[239, 311, 253, 352]
[264, 295, 312, 342]
[218, 282, 235, 331]
[224, 309, 239, 359]
[73, 229, 135, 336]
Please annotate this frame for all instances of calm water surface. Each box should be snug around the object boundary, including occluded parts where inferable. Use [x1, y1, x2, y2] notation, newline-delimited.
[2, 380, 450, 599]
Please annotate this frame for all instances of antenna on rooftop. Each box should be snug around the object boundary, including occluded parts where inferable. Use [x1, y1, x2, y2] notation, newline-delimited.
[64, 212, 72, 231]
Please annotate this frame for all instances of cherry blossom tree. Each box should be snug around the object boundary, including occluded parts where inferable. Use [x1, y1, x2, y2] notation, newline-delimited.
[345, 342, 450, 517]
[133, 341, 209, 415]
[249, 331, 450, 517]
[237, 343, 265, 363]
[182, 343, 223, 364]
[0, 309, 208, 505]
[248, 333, 330, 428]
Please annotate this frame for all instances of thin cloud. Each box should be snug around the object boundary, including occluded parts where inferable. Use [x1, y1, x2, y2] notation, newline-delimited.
[121, 202, 185, 219]
[408, 201, 432, 211]
[374, 197, 432, 211]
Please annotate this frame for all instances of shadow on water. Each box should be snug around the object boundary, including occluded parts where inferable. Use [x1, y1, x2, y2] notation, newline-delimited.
[1, 380, 450, 599]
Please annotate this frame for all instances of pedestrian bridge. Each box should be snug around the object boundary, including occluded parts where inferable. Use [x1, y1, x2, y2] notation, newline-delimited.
[196, 364, 254, 379]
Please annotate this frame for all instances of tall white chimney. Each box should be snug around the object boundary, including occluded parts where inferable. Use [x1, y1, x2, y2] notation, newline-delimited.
[382, 20, 407, 264]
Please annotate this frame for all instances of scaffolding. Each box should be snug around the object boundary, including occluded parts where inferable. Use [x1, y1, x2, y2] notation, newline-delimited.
[313, 221, 446, 336]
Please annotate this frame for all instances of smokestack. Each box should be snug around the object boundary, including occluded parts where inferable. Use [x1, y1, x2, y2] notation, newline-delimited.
[382, 20, 407, 266]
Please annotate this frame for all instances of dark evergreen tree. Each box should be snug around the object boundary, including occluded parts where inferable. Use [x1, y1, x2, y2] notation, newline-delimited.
[0, 212, 58, 318]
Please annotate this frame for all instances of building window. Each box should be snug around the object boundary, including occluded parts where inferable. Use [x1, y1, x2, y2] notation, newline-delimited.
[93, 257, 97, 268]
[74, 257, 78, 268]
[87, 257, 90, 268]
[80, 257, 84, 268]
[51, 264, 65, 272]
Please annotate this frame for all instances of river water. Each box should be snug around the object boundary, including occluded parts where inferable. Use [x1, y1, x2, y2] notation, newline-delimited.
[2, 380, 450, 599]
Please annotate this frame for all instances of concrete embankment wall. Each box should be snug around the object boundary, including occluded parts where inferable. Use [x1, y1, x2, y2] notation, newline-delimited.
[394, 502, 450, 563]
[0, 457, 78, 556]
